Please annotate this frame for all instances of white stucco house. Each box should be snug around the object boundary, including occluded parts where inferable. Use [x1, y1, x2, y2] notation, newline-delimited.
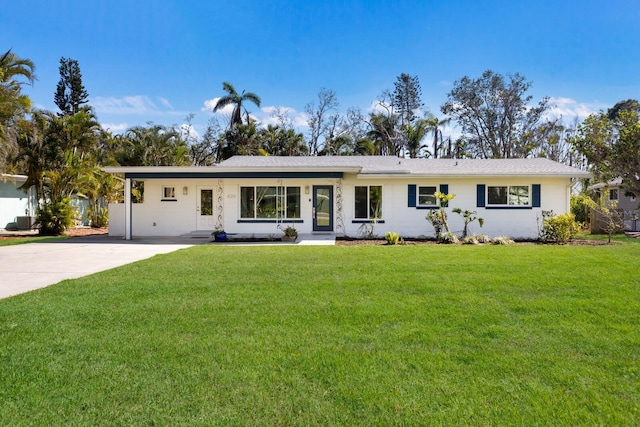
[103, 156, 590, 240]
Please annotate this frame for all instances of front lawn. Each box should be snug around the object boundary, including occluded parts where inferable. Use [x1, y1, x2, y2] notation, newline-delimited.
[1, 242, 639, 425]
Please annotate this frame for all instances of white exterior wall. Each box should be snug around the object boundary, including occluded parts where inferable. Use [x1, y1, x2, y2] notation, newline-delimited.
[107, 175, 573, 240]
[0, 178, 34, 229]
[338, 176, 570, 239]
[0, 198, 30, 228]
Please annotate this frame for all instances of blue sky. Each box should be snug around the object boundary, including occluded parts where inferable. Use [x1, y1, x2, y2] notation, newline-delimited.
[4, 0, 639, 137]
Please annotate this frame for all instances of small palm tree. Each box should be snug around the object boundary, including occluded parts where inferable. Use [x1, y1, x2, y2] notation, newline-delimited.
[452, 208, 484, 238]
[213, 82, 261, 129]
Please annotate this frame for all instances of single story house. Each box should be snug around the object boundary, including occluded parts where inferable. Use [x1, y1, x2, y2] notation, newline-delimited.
[103, 156, 590, 240]
[0, 174, 37, 230]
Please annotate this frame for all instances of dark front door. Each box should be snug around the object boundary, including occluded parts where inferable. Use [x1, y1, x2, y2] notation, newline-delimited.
[313, 185, 333, 232]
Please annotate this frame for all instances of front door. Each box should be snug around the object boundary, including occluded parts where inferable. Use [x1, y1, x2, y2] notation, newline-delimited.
[313, 185, 333, 232]
[197, 187, 215, 230]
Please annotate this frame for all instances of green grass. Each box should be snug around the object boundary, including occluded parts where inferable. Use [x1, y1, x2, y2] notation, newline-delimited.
[1, 241, 639, 425]
[0, 235, 68, 246]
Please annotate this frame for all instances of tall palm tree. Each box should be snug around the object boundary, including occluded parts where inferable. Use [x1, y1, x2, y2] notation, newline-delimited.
[425, 116, 451, 158]
[0, 49, 36, 143]
[213, 82, 261, 128]
[367, 112, 398, 156]
[0, 49, 36, 86]
[405, 119, 430, 158]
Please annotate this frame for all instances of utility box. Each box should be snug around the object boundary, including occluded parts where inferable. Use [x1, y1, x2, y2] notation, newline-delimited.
[16, 216, 36, 230]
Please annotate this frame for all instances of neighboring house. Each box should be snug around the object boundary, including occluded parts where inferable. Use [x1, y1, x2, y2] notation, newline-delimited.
[0, 175, 37, 230]
[589, 179, 640, 232]
[103, 156, 590, 240]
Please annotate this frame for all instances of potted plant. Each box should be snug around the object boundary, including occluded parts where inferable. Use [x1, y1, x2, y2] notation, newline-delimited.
[281, 225, 298, 242]
[212, 226, 227, 242]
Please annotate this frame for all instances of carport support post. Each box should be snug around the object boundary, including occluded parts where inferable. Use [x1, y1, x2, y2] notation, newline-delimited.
[124, 177, 132, 240]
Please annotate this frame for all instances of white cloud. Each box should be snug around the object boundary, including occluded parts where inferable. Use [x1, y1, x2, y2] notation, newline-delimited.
[545, 97, 607, 122]
[201, 97, 234, 115]
[259, 105, 309, 129]
[179, 123, 200, 142]
[101, 123, 129, 133]
[91, 95, 180, 116]
[93, 96, 159, 115]
[367, 99, 393, 114]
[157, 97, 173, 109]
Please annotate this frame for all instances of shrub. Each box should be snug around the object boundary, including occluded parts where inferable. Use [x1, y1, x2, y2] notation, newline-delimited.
[384, 231, 400, 245]
[439, 232, 459, 244]
[358, 222, 378, 239]
[570, 193, 590, 224]
[36, 198, 76, 236]
[283, 226, 298, 237]
[462, 234, 491, 245]
[540, 212, 581, 244]
[491, 236, 514, 245]
[89, 206, 108, 228]
[462, 235, 479, 245]
[473, 234, 491, 244]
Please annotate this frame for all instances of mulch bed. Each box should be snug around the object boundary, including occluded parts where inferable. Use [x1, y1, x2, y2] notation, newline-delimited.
[64, 227, 109, 237]
[0, 227, 108, 241]
[335, 237, 613, 246]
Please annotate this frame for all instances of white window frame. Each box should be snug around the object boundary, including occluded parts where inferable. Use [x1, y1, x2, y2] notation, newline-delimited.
[487, 185, 531, 207]
[162, 186, 176, 200]
[417, 185, 438, 207]
[354, 185, 383, 220]
[239, 186, 301, 220]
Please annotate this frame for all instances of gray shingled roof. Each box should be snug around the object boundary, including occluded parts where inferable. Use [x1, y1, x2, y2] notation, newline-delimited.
[218, 156, 590, 177]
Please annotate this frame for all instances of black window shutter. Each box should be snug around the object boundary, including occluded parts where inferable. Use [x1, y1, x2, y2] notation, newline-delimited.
[408, 184, 416, 207]
[532, 184, 541, 207]
[477, 184, 486, 207]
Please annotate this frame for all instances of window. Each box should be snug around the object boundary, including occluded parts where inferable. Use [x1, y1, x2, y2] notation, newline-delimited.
[240, 186, 300, 219]
[355, 185, 382, 219]
[162, 186, 176, 200]
[418, 186, 437, 207]
[609, 189, 619, 201]
[487, 185, 529, 206]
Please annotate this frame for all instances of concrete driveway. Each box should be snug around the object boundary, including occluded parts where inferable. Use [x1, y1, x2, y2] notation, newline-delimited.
[0, 235, 198, 299]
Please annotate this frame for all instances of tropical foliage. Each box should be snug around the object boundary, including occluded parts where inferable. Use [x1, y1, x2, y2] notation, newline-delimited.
[2, 47, 638, 237]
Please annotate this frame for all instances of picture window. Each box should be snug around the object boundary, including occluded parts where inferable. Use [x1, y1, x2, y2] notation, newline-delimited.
[240, 186, 300, 219]
[487, 185, 529, 206]
[355, 185, 382, 219]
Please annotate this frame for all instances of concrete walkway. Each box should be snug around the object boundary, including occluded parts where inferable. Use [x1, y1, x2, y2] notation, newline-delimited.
[0, 233, 336, 299]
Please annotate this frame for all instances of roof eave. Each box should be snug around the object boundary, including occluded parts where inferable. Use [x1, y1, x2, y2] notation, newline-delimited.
[102, 165, 363, 175]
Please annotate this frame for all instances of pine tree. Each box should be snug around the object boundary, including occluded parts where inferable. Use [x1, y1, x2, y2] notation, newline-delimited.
[54, 58, 89, 115]
[392, 73, 423, 127]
